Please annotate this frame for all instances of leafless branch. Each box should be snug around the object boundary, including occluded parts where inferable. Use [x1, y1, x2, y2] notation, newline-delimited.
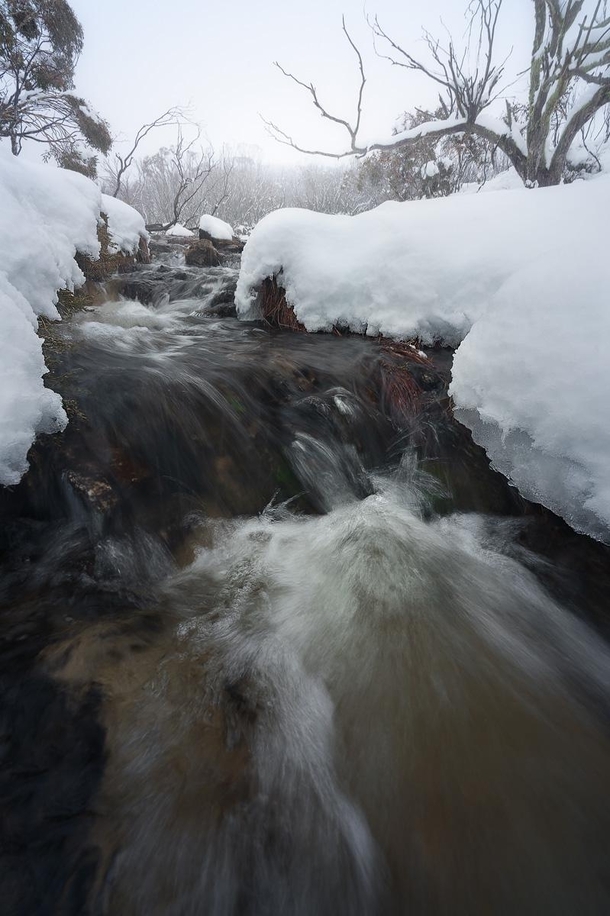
[110, 106, 191, 198]
[270, 18, 367, 154]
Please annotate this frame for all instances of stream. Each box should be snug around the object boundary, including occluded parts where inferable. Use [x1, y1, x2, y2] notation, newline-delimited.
[1, 243, 610, 915]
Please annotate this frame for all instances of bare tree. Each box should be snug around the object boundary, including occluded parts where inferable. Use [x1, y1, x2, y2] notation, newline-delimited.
[165, 127, 216, 228]
[116, 126, 219, 230]
[107, 106, 189, 198]
[207, 152, 235, 217]
[265, 1, 610, 187]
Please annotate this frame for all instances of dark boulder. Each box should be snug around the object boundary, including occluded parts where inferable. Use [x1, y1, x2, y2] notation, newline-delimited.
[199, 229, 244, 252]
[185, 240, 222, 268]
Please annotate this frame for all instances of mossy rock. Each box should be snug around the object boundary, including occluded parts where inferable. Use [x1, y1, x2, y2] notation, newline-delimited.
[75, 216, 149, 281]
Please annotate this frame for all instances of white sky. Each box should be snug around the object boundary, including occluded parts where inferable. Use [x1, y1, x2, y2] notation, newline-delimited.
[69, 0, 533, 164]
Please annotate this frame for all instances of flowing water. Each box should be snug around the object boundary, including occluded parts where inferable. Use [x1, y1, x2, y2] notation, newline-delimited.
[2, 250, 610, 915]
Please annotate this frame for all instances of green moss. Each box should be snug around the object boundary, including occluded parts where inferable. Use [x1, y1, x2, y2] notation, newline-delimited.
[55, 286, 95, 318]
[274, 460, 301, 495]
[74, 216, 141, 281]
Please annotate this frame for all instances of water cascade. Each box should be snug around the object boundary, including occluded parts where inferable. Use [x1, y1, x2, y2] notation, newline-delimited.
[2, 246, 610, 915]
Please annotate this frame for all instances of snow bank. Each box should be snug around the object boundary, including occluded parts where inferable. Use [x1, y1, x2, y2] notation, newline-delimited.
[460, 167, 523, 194]
[165, 223, 193, 238]
[101, 192, 148, 254]
[0, 150, 145, 485]
[199, 214, 234, 240]
[0, 274, 67, 485]
[236, 177, 610, 541]
[450, 236, 610, 542]
[237, 180, 607, 345]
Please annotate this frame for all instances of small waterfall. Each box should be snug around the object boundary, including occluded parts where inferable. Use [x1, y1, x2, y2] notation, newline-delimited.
[2, 248, 610, 915]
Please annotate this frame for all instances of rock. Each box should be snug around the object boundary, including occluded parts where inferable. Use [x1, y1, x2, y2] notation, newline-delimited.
[66, 471, 118, 514]
[137, 234, 151, 265]
[114, 277, 158, 305]
[185, 240, 222, 268]
[76, 216, 149, 281]
[149, 239, 173, 256]
[199, 229, 244, 252]
[256, 276, 306, 332]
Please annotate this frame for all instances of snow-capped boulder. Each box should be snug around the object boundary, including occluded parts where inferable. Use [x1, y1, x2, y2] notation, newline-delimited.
[166, 223, 194, 238]
[199, 214, 234, 242]
[236, 176, 610, 543]
[101, 193, 148, 256]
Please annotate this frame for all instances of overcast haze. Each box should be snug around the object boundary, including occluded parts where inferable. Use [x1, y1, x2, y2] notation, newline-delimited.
[69, 0, 533, 163]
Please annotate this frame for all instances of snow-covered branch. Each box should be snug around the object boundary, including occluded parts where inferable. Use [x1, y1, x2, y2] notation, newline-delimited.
[266, 0, 610, 187]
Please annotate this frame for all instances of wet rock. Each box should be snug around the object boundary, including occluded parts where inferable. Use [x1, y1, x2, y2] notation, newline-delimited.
[137, 234, 151, 265]
[148, 239, 173, 256]
[66, 472, 118, 514]
[256, 276, 306, 332]
[114, 276, 159, 305]
[205, 285, 237, 317]
[198, 229, 244, 253]
[76, 216, 150, 281]
[185, 240, 222, 268]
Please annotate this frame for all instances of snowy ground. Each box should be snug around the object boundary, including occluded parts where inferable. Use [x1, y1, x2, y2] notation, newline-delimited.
[0, 149, 146, 486]
[236, 177, 610, 542]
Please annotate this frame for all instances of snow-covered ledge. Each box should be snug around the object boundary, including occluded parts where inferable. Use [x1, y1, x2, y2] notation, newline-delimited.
[236, 176, 610, 542]
[0, 148, 147, 485]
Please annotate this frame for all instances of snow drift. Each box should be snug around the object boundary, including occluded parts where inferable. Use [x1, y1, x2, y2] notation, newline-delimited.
[236, 178, 610, 542]
[0, 148, 146, 486]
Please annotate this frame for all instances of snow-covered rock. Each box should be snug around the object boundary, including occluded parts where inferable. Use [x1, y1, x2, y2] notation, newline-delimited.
[165, 223, 194, 238]
[237, 180, 607, 344]
[0, 148, 145, 485]
[236, 177, 610, 542]
[199, 214, 234, 241]
[101, 193, 148, 254]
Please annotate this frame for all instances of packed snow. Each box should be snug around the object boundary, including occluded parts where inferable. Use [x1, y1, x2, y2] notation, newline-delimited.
[450, 236, 610, 543]
[236, 176, 610, 542]
[199, 214, 234, 240]
[165, 223, 194, 237]
[0, 149, 145, 485]
[101, 192, 148, 253]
